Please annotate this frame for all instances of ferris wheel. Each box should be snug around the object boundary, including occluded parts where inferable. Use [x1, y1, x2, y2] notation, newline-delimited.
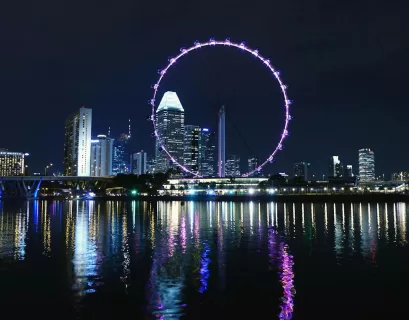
[149, 37, 292, 177]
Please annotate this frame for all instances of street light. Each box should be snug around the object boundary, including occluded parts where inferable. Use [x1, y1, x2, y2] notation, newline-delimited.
[44, 163, 53, 176]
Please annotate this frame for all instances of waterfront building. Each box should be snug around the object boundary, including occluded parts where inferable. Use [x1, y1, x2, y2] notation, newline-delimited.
[146, 155, 156, 174]
[112, 133, 130, 175]
[293, 162, 310, 181]
[63, 107, 92, 176]
[248, 155, 261, 176]
[391, 172, 409, 181]
[130, 150, 148, 175]
[0, 150, 27, 176]
[90, 135, 113, 176]
[155, 91, 185, 173]
[183, 125, 200, 173]
[225, 155, 240, 177]
[328, 156, 343, 178]
[345, 165, 354, 178]
[218, 106, 226, 177]
[198, 128, 216, 177]
[358, 148, 375, 182]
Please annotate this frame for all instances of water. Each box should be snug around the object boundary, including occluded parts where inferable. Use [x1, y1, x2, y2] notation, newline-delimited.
[0, 200, 408, 319]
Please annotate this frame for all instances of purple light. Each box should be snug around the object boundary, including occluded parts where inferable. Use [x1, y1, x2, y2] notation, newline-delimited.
[150, 38, 292, 177]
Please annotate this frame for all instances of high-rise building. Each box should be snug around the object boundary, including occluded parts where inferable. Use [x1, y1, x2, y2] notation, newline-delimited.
[183, 125, 200, 173]
[225, 155, 240, 177]
[248, 155, 260, 176]
[90, 134, 113, 176]
[146, 155, 156, 174]
[130, 150, 147, 175]
[218, 106, 226, 177]
[198, 128, 216, 177]
[345, 165, 353, 178]
[0, 150, 27, 176]
[391, 172, 409, 181]
[328, 156, 343, 178]
[155, 91, 185, 173]
[358, 148, 375, 181]
[293, 162, 310, 181]
[112, 133, 130, 175]
[63, 107, 92, 176]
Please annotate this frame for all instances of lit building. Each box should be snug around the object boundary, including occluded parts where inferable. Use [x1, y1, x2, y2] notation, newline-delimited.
[248, 156, 258, 174]
[90, 134, 113, 176]
[63, 107, 92, 176]
[391, 172, 409, 181]
[146, 155, 156, 174]
[293, 162, 310, 181]
[358, 148, 375, 181]
[183, 125, 200, 173]
[112, 133, 130, 175]
[218, 106, 226, 177]
[155, 91, 185, 173]
[0, 150, 26, 176]
[345, 165, 353, 178]
[130, 150, 147, 175]
[225, 155, 240, 177]
[198, 128, 216, 177]
[328, 156, 343, 178]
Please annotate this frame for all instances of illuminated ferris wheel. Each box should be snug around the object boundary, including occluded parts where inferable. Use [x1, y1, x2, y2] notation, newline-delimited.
[149, 37, 292, 177]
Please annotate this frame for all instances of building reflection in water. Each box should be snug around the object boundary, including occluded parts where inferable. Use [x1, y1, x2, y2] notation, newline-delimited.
[1, 200, 409, 318]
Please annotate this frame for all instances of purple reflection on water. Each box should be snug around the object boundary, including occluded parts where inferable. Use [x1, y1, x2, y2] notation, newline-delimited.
[199, 241, 211, 294]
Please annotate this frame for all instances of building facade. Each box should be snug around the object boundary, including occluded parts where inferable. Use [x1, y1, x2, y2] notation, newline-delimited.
[112, 133, 130, 175]
[63, 107, 92, 176]
[328, 156, 343, 178]
[218, 106, 226, 177]
[345, 165, 353, 178]
[131, 151, 148, 175]
[0, 150, 26, 176]
[225, 155, 240, 177]
[90, 134, 113, 176]
[198, 128, 216, 177]
[155, 91, 185, 173]
[183, 125, 200, 173]
[293, 162, 310, 181]
[358, 148, 375, 181]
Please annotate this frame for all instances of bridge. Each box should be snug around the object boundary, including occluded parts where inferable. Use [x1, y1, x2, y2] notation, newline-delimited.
[0, 176, 113, 199]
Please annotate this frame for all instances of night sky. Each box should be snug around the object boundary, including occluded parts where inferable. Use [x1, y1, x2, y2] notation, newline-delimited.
[1, 0, 407, 177]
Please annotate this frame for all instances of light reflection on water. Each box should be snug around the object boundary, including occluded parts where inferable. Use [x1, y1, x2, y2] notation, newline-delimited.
[0, 201, 409, 318]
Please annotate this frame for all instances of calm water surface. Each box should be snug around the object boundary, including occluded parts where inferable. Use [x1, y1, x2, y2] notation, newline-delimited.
[0, 200, 408, 319]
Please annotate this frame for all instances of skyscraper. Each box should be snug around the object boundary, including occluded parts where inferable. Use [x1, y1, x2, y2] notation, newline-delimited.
[90, 134, 113, 176]
[0, 150, 27, 176]
[155, 91, 185, 173]
[328, 156, 343, 178]
[218, 106, 226, 177]
[345, 165, 353, 178]
[130, 150, 147, 175]
[112, 133, 130, 175]
[293, 162, 310, 181]
[248, 155, 260, 176]
[225, 155, 240, 177]
[358, 148, 375, 181]
[183, 125, 200, 173]
[63, 107, 92, 176]
[198, 128, 216, 177]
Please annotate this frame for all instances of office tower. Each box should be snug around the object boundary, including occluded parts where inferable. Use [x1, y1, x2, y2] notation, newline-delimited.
[358, 148, 375, 181]
[112, 133, 130, 175]
[183, 125, 200, 173]
[218, 106, 226, 177]
[225, 155, 240, 177]
[90, 134, 113, 176]
[0, 150, 27, 176]
[248, 155, 261, 176]
[391, 172, 409, 181]
[63, 107, 92, 176]
[155, 91, 185, 173]
[198, 128, 216, 177]
[293, 162, 310, 181]
[130, 150, 147, 175]
[345, 165, 353, 178]
[328, 156, 343, 178]
[146, 155, 156, 174]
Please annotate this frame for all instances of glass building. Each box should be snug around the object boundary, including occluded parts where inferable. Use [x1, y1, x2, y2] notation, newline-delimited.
[183, 125, 200, 173]
[293, 162, 310, 181]
[0, 150, 26, 176]
[130, 150, 147, 175]
[112, 133, 130, 175]
[328, 156, 343, 178]
[90, 134, 113, 176]
[198, 128, 216, 177]
[358, 148, 375, 181]
[155, 92, 185, 173]
[225, 155, 241, 177]
[63, 107, 92, 176]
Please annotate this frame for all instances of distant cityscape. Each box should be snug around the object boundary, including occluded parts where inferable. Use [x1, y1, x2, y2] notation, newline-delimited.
[0, 91, 406, 183]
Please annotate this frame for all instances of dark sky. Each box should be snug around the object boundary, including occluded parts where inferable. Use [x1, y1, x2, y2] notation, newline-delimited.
[0, 0, 407, 177]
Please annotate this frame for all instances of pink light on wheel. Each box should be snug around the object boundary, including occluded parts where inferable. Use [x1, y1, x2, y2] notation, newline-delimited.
[150, 38, 292, 177]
